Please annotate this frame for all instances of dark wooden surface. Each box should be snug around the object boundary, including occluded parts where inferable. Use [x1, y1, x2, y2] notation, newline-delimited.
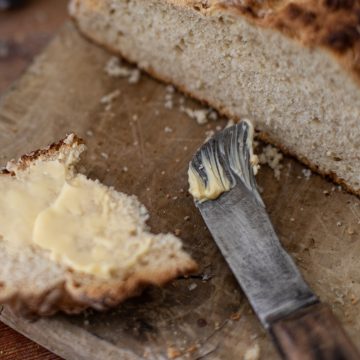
[0, 0, 67, 359]
[272, 303, 360, 360]
[0, 22, 360, 359]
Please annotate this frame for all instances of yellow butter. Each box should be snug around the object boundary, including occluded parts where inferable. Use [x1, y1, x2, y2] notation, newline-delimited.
[188, 156, 231, 203]
[0, 157, 152, 278]
[188, 120, 259, 202]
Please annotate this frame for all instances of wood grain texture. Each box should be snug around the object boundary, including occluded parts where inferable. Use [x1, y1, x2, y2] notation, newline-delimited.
[272, 303, 360, 360]
[0, 0, 68, 93]
[0, 319, 58, 360]
[0, 1, 67, 359]
[0, 22, 360, 360]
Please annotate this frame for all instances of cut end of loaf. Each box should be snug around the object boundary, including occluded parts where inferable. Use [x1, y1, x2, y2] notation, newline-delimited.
[0, 134, 197, 317]
[70, 0, 360, 195]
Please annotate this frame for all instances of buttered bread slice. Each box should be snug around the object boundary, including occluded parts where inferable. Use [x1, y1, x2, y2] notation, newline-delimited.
[0, 134, 196, 316]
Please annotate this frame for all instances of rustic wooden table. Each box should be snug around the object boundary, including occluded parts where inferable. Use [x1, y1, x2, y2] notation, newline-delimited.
[0, 0, 67, 358]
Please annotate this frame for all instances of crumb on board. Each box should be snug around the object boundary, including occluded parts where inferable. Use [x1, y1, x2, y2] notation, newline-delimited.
[244, 343, 260, 360]
[128, 68, 141, 84]
[86, 130, 93, 137]
[164, 126, 173, 133]
[302, 168, 312, 180]
[186, 344, 198, 354]
[188, 283, 198, 291]
[230, 312, 241, 321]
[167, 346, 182, 359]
[164, 85, 175, 109]
[180, 106, 209, 125]
[100, 89, 121, 109]
[258, 144, 283, 180]
[104, 56, 141, 84]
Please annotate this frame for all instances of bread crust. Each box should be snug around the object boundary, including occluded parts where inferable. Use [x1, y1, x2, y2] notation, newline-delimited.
[0, 135, 197, 317]
[165, 0, 360, 85]
[71, 0, 360, 72]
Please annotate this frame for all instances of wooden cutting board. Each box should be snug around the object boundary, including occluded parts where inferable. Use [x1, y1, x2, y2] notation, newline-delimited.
[1, 23, 360, 360]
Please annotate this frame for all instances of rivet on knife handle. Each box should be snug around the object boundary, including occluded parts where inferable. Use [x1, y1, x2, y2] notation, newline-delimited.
[188, 121, 360, 359]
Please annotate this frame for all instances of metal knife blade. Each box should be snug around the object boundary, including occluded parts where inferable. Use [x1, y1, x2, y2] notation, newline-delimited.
[189, 121, 317, 328]
[197, 182, 317, 328]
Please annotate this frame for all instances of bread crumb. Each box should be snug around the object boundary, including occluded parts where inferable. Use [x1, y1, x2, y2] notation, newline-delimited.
[166, 85, 175, 94]
[184, 216, 190, 221]
[164, 86, 175, 109]
[164, 100, 174, 109]
[86, 130, 93, 137]
[164, 126, 173, 133]
[186, 344, 198, 354]
[258, 145, 283, 180]
[188, 283, 197, 291]
[302, 168, 312, 180]
[128, 69, 141, 84]
[336, 221, 342, 227]
[167, 346, 181, 359]
[201, 273, 212, 281]
[347, 227, 355, 235]
[290, 217, 295, 222]
[100, 152, 109, 159]
[122, 166, 128, 172]
[174, 228, 181, 236]
[208, 110, 218, 121]
[100, 89, 120, 105]
[230, 312, 241, 321]
[244, 344, 260, 360]
[180, 106, 209, 125]
[104, 56, 141, 84]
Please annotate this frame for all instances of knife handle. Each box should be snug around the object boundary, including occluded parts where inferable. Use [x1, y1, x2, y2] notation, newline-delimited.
[270, 303, 360, 360]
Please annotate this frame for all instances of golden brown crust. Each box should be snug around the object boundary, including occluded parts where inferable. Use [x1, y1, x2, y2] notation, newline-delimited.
[166, 0, 360, 85]
[71, 22, 360, 197]
[4, 259, 197, 317]
[7, 133, 85, 171]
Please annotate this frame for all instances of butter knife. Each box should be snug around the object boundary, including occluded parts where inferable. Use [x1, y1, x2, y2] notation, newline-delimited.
[188, 121, 359, 360]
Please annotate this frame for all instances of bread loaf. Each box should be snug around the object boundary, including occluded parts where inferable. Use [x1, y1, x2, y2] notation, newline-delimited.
[70, 0, 360, 193]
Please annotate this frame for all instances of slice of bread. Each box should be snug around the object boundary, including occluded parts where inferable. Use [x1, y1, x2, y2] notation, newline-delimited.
[0, 134, 197, 316]
[69, 0, 360, 194]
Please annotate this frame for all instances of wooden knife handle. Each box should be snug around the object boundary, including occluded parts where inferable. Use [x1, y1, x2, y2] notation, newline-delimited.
[271, 303, 360, 360]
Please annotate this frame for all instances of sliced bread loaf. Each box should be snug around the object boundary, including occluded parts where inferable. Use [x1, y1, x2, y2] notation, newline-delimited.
[0, 134, 197, 316]
[70, 0, 360, 193]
